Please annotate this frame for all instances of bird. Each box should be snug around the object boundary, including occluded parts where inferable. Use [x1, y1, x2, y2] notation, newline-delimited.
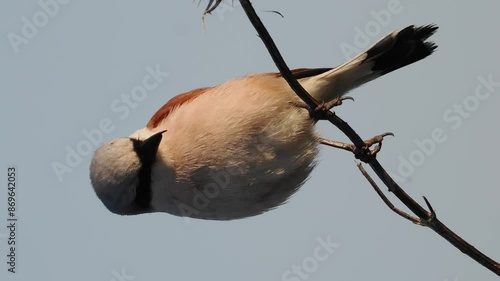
[90, 25, 438, 220]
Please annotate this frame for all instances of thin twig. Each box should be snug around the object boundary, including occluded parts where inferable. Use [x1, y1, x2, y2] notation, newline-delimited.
[233, 0, 500, 276]
[357, 163, 420, 224]
[203, 0, 223, 15]
[263, 10, 284, 18]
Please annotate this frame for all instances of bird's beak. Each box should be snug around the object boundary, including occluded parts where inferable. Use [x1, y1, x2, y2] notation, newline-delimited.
[136, 130, 166, 162]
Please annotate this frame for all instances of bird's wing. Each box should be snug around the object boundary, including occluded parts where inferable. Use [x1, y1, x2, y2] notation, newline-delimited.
[146, 68, 331, 129]
[147, 86, 214, 129]
[270, 68, 333, 79]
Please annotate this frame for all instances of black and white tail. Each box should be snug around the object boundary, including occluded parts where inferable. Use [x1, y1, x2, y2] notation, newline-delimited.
[298, 25, 438, 101]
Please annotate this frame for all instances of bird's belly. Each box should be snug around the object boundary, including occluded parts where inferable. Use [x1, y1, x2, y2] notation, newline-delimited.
[155, 146, 318, 220]
[180, 141, 317, 220]
[154, 112, 318, 219]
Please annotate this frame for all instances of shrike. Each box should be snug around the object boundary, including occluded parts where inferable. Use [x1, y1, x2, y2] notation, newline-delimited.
[90, 25, 438, 220]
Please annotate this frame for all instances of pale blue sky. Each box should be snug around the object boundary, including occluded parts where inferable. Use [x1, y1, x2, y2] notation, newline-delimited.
[1, 1, 499, 280]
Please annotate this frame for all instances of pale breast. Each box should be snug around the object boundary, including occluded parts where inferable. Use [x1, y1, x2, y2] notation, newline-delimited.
[150, 74, 319, 219]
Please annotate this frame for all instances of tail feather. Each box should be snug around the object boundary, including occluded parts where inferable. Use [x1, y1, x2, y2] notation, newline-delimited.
[367, 24, 438, 74]
[299, 25, 438, 102]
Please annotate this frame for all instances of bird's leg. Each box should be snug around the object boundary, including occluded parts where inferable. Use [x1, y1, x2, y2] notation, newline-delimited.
[289, 96, 354, 120]
[316, 96, 354, 113]
[317, 138, 355, 153]
[292, 96, 392, 160]
[318, 132, 394, 162]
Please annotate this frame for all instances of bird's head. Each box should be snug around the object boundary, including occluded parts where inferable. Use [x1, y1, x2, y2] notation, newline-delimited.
[89, 130, 165, 215]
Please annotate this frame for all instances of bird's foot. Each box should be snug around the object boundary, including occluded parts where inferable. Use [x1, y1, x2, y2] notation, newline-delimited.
[355, 132, 394, 162]
[290, 96, 354, 120]
[319, 132, 394, 162]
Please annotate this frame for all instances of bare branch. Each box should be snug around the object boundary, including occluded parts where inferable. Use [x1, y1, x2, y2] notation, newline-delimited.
[204, 0, 500, 276]
[238, 0, 320, 112]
